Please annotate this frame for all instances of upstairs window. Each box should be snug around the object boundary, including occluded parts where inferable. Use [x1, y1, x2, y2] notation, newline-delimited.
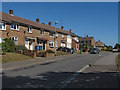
[49, 32, 54, 37]
[0, 22, 6, 30]
[62, 34, 64, 38]
[56, 32, 58, 37]
[40, 30, 44, 35]
[11, 23, 19, 30]
[28, 27, 32, 33]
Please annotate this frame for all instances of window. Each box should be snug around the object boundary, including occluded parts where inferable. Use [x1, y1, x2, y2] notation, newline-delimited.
[49, 32, 54, 37]
[0, 23, 6, 30]
[28, 27, 32, 33]
[40, 30, 44, 35]
[12, 36, 18, 45]
[62, 34, 64, 38]
[56, 32, 58, 37]
[49, 40, 54, 48]
[11, 23, 19, 30]
[67, 35, 71, 38]
[0, 38, 4, 43]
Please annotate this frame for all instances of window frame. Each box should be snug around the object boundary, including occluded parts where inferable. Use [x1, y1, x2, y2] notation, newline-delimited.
[49, 32, 54, 37]
[40, 30, 44, 35]
[49, 40, 54, 48]
[11, 23, 19, 31]
[12, 36, 18, 45]
[0, 22, 6, 30]
[62, 34, 64, 38]
[28, 27, 32, 33]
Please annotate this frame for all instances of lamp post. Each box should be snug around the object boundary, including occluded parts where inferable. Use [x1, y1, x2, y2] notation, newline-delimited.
[55, 21, 58, 56]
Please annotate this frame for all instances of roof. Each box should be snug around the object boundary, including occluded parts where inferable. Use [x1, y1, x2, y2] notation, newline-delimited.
[79, 37, 94, 41]
[95, 40, 105, 46]
[0, 11, 77, 37]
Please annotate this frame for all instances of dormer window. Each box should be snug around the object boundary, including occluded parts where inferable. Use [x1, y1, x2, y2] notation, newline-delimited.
[0, 22, 6, 30]
[56, 32, 58, 37]
[28, 27, 32, 33]
[11, 23, 19, 30]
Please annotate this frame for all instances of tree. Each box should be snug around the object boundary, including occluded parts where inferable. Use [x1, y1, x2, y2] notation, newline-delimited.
[2, 38, 16, 52]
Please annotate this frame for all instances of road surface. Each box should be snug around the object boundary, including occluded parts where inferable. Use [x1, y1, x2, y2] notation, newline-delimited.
[2, 52, 117, 88]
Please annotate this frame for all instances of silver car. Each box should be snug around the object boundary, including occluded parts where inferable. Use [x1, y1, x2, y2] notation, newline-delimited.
[90, 48, 100, 54]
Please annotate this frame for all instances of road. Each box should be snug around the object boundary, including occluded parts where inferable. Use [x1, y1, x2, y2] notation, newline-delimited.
[2, 52, 116, 88]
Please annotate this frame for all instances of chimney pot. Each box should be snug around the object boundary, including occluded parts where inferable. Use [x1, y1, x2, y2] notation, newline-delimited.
[49, 22, 52, 25]
[70, 29, 72, 32]
[61, 26, 64, 29]
[87, 35, 88, 37]
[36, 18, 40, 23]
[9, 9, 13, 15]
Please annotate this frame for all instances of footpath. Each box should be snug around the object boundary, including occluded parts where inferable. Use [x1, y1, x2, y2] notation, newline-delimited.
[65, 53, 120, 88]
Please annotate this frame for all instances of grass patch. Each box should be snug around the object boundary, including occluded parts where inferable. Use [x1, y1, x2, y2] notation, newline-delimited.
[56, 51, 70, 56]
[116, 54, 120, 71]
[2, 52, 33, 63]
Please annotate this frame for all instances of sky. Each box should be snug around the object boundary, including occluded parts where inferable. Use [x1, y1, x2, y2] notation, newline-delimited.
[2, 2, 118, 47]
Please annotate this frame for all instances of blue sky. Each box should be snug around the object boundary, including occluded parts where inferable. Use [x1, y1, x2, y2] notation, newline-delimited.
[2, 2, 118, 47]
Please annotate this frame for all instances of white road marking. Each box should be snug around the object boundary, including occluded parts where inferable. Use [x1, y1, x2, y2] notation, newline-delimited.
[58, 65, 89, 89]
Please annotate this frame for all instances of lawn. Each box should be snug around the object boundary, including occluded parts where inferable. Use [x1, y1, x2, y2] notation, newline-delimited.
[116, 54, 120, 71]
[2, 52, 33, 63]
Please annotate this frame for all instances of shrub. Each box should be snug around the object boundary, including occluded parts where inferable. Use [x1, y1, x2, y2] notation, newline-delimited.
[2, 38, 16, 52]
[46, 50, 54, 53]
[15, 45, 27, 52]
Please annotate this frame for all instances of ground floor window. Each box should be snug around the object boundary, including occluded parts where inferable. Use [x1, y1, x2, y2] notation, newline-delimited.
[0, 38, 4, 43]
[49, 40, 54, 48]
[12, 36, 18, 45]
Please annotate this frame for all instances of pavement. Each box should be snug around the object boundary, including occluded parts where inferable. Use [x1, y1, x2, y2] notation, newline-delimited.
[65, 52, 120, 88]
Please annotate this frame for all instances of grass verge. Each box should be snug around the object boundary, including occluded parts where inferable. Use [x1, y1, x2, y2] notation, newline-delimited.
[116, 54, 120, 71]
[56, 51, 70, 56]
[2, 52, 33, 63]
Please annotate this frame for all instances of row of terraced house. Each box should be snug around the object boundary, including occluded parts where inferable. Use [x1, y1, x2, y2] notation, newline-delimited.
[0, 10, 80, 51]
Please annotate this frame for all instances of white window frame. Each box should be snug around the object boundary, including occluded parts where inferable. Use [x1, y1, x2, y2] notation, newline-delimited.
[28, 27, 32, 33]
[62, 34, 64, 38]
[56, 32, 58, 37]
[11, 23, 19, 31]
[12, 36, 18, 45]
[49, 32, 54, 37]
[0, 38, 4, 43]
[0, 22, 6, 30]
[49, 40, 54, 48]
[41, 30, 44, 35]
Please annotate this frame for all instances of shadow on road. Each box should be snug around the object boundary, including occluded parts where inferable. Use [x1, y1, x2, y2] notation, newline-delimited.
[2, 71, 119, 88]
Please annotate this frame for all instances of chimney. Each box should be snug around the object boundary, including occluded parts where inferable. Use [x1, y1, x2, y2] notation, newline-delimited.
[70, 29, 72, 32]
[9, 9, 14, 15]
[87, 35, 88, 37]
[61, 26, 64, 29]
[49, 22, 52, 25]
[36, 18, 40, 23]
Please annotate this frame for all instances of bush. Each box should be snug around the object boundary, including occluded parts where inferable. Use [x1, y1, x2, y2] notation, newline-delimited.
[46, 50, 54, 53]
[2, 38, 16, 52]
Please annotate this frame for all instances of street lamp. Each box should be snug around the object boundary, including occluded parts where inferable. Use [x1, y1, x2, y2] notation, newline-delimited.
[55, 21, 58, 56]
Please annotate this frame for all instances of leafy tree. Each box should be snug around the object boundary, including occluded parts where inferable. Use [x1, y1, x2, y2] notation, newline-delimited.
[2, 38, 16, 52]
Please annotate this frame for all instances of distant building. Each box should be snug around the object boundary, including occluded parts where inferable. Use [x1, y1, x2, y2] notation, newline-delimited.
[79, 35, 95, 48]
[95, 40, 106, 50]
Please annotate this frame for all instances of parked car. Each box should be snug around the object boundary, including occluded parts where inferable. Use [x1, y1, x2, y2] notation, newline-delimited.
[57, 47, 64, 51]
[90, 48, 100, 54]
[113, 48, 118, 53]
[63, 47, 74, 54]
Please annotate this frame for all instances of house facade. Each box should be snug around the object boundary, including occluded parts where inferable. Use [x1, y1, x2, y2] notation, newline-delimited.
[79, 35, 95, 48]
[95, 40, 106, 50]
[0, 10, 79, 51]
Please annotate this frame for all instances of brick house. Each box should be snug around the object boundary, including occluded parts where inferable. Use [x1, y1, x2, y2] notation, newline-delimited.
[0, 10, 79, 51]
[95, 40, 106, 50]
[79, 35, 95, 48]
